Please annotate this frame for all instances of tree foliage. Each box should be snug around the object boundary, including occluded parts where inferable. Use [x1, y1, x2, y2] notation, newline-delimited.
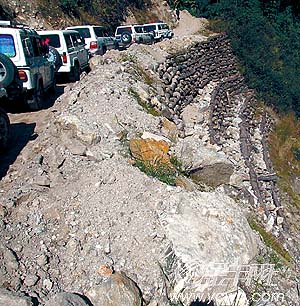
[169, 0, 300, 114]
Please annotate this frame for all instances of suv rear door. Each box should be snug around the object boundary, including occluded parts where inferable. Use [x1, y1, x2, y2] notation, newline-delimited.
[70, 32, 88, 68]
[21, 35, 53, 90]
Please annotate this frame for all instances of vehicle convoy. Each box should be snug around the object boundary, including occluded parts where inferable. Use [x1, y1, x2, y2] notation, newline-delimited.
[115, 25, 154, 47]
[143, 22, 174, 41]
[38, 30, 89, 82]
[0, 21, 56, 110]
[66, 25, 118, 56]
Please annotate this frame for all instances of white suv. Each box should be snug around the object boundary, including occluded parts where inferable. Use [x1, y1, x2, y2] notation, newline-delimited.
[143, 22, 174, 42]
[115, 25, 154, 48]
[0, 21, 55, 110]
[66, 25, 118, 56]
[38, 30, 89, 82]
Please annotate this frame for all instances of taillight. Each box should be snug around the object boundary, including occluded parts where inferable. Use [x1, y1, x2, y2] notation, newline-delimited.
[133, 37, 136, 43]
[18, 70, 28, 82]
[90, 41, 98, 49]
[62, 52, 67, 63]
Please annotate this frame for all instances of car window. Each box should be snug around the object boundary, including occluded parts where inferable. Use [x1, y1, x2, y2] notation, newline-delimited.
[40, 34, 61, 48]
[22, 36, 34, 58]
[70, 33, 79, 46]
[72, 28, 91, 39]
[144, 25, 156, 32]
[30, 37, 41, 56]
[0, 34, 16, 58]
[161, 24, 169, 30]
[94, 27, 104, 37]
[64, 34, 73, 49]
[134, 26, 143, 33]
[116, 27, 132, 35]
[75, 33, 85, 45]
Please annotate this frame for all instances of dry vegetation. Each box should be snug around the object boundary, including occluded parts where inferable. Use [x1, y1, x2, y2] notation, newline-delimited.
[269, 112, 300, 207]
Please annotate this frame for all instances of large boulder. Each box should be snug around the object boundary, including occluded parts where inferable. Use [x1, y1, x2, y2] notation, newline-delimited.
[0, 289, 33, 306]
[161, 190, 258, 304]
[87, 271, 142, 306]
[174, 136, 234, 187]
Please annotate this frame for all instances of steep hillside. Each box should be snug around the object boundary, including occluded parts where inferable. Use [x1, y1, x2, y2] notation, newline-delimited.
[0, 0, 175, 30]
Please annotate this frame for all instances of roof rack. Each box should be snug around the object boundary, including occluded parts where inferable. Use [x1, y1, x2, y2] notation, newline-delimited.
[0, 20, 32, 29]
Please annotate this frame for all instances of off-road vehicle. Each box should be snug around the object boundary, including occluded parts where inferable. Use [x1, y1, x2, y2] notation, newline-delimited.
[38, 30, 89, 82]
[0, 21, 56, 110]
[66, 25, 118, 56]
[115, 25, 154, 48]
[143, 22, 174, 42]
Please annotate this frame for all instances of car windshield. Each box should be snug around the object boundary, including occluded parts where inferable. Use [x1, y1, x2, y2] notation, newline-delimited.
[144, 25, 156, 32]
[116, 27, 132, 35]
[94, 27, 105, 37]
[40, 34, 61, 48]
[0, 34, 16, 58]
[72, 28, 91, 39]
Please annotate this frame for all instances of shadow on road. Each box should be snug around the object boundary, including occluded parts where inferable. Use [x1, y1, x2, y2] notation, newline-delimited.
[1, 84, 65, 114]
[0, 122, 37, 179]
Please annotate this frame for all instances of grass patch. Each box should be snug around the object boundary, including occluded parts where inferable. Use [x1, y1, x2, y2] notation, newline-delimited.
[128, 87, 160, 116]
[132, 153, 187, 186]
[135, 160, 177, 185]
[269, 112, 300, 207]
[248, 217, 292, 264]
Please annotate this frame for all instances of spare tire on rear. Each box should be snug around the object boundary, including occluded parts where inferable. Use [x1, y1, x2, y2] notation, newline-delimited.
[121, 32, 132, 45]
[0, 53, 16, 88]
[48, 46, 62, 73]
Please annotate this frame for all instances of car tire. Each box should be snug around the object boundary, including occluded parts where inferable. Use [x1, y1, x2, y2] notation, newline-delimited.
[48, 46, 62, 73]
[0, 54, 16, 88]
[69, 63, 80, 82]
[27, 80, 44, 111]
[114, 41, 119, 50]
[121, 32, 132, 45]
[100, 46, 107, 56]
[0, 107, 10, 150]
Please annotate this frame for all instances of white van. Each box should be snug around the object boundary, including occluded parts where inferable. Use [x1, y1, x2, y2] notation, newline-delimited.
[38, 30, 89, 82]
[143, 22, 174, 42]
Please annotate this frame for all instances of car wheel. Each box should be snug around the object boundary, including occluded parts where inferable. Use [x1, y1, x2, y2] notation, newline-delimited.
[49, 75, 56, 93]
[121, 32, 132, 45]
[27, 80, 44, 111]
[48, 46, 62, 72]
[100, 46, 107, 56]
[0, 107, 10, 150]
[0, 54, 16, 88]
[69, 63, 80, 82]
[114, 41, 119, 50]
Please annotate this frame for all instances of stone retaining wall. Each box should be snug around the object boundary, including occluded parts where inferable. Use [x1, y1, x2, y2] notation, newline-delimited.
[155, 33, 282, 233]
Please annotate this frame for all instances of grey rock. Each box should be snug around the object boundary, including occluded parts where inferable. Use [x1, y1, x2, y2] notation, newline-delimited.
[35, 175, 51, 187]
[23, 274, 39, 287]
[0, 289, 33, 306]
[45, 292, 90, 306]
[161, 190, 258, 304]
[174, 136, 234, 187]
[87, 272, 142, 306]
[0, 244, 19, 273]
